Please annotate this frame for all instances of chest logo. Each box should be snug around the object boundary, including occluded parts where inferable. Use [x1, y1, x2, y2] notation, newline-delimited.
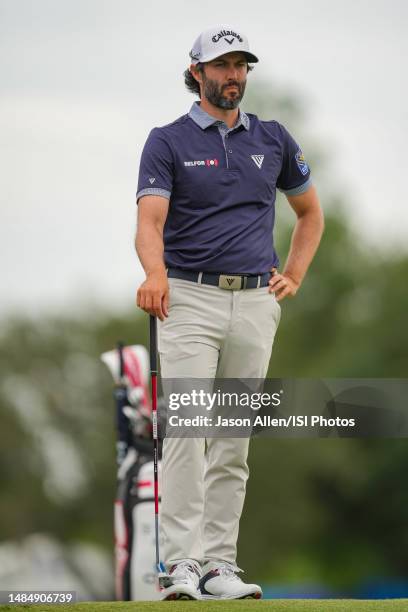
[251, 154, 264, 169]
[184, 159, 219, 167]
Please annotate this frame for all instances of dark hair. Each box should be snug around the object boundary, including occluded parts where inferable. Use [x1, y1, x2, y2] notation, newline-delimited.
[183, 62, 254, 98]
[183, 63, 205, 97]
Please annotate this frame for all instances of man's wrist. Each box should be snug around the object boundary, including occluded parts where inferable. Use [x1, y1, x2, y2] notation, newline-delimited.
[146, 266, 167, 278]
[283, 271, 302, 286]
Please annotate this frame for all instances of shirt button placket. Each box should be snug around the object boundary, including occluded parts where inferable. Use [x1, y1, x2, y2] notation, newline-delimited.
[222, 132, 229, 168]
[225, 133, 233, 165]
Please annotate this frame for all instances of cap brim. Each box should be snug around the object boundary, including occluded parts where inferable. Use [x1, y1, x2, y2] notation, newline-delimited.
[242, 51, 259, 63]
[191, 50, 259, 64]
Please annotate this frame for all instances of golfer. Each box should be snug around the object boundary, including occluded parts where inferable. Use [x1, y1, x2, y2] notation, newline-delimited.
[136, 25, 324, 600]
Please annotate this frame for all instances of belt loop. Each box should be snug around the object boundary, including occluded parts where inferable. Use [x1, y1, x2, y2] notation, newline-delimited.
[197, 272, 203, 285]
[257, 275, 261, 289]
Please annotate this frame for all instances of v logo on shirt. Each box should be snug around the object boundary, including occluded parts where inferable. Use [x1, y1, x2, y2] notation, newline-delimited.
[251, 155, 264, 169]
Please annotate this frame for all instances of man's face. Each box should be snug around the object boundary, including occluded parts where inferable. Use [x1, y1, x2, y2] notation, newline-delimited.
[197, 52, 248, 109]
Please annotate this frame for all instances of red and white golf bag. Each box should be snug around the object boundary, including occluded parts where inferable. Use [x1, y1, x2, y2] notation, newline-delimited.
[101, 344, 163, 601]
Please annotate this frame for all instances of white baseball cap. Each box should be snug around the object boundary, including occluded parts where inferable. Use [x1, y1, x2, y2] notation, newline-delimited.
[189, 25, 259, 65]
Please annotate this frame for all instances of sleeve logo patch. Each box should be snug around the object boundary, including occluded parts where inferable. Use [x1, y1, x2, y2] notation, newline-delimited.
[295, 149, 309, 176]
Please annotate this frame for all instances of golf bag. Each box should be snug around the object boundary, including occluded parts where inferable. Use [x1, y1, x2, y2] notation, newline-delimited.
[101, 344, 164, 601]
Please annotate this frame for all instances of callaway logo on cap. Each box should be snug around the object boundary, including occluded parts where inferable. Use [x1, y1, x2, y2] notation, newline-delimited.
[189, 25, 259, 65]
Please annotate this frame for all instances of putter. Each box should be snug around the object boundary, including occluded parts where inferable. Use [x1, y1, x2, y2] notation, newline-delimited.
[149, 315, 173, 590]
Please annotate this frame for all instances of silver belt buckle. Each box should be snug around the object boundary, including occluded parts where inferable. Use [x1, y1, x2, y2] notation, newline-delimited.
[218, 274, 243, 290]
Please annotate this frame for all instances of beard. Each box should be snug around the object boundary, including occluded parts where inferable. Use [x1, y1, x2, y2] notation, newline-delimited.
[202, 76, 246, 110]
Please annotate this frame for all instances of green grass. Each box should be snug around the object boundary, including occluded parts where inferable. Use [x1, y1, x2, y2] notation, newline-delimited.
[0, 600, 408, 612]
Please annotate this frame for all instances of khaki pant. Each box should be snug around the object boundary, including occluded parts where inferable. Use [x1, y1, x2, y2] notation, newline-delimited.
[158, 277, 281, 566]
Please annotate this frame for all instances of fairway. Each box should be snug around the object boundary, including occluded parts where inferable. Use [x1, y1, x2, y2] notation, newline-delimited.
[0, 600, 408, 612]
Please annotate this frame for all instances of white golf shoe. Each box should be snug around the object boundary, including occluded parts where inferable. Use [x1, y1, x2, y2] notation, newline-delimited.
[199, 561, 262, 600]
[160, 559, 201, 600]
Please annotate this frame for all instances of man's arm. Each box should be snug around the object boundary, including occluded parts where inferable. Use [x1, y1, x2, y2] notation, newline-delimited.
[269, 184, 324, 301]
[135, 195, 170, 320]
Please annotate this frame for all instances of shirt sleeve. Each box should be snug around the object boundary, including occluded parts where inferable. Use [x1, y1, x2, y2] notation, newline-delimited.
[276, 123, 312, 195]
[136, 127, 174, 203]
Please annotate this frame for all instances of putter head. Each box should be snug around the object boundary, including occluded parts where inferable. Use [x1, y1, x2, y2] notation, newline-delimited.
[158, 572, 174, 589]
[157, 562, 174, 589]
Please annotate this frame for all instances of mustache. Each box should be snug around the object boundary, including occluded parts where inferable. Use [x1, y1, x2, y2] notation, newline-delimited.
[222, 81, 241, 90]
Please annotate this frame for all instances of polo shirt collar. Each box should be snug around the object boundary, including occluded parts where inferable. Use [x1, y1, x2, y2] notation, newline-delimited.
[189, 101, 250, 131]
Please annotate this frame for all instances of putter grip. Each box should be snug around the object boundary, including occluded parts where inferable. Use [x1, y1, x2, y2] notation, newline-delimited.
[149, 315, 158, 373]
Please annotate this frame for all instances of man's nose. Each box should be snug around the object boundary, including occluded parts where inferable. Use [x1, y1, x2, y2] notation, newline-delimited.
[226, 66, 239, 80]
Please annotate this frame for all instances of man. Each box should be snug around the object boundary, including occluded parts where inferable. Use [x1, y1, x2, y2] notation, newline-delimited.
[135, 25, 324, 600]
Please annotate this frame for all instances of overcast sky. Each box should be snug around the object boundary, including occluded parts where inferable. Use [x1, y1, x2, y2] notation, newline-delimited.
[0, 0, 406, 318]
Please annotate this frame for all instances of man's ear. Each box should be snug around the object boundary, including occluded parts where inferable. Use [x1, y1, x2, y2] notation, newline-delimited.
[189, 64, 202, 85]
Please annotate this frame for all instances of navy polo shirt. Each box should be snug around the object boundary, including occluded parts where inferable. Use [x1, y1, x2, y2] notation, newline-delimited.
[136, 102, 312, 275]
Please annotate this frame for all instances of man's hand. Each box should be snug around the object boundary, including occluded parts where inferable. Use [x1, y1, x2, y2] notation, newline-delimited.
[268, 268, 300, 302]
[136, 270, 169, 321]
